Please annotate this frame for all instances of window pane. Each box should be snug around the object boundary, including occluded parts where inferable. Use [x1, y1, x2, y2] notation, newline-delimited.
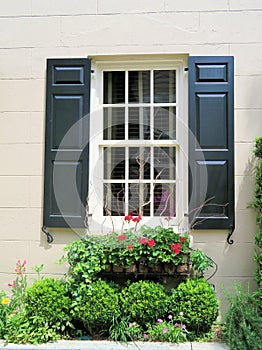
[103, 107, 125, 140]
[104, 147, 125, 180]
[103, 71, 125, 104]
[104, 183, 125, 216]
[128, 183, 151, 216]
[128, 71, 150, 103]
[129, 147, 151, 180]
[128, 107, 150, 140]
[154, 107, 176, 140]
[154, 70, 176, 103]
[153, 147, 176, 180]
[154, 183, 176, 217]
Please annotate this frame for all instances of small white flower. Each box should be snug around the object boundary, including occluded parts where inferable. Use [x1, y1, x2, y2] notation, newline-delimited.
[179, 311, 184, 316]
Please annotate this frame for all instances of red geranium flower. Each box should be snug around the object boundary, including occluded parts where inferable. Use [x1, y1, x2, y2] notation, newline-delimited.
[148, 239, 155, 247]
[117, 234, 127, 241]
[127, 244, 133, 251]
[132, 215, 142, 223]
[170, 243, 182, 254]
[138, 237, 148, 245]
[180, 237, 186, 243]
[124, 214, 133, 222]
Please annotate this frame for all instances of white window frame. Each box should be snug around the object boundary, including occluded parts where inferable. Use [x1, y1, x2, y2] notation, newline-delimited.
[88, 55, 188, 234]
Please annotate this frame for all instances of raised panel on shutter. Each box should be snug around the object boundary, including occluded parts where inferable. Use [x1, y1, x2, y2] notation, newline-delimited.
[44, 58, 91, 228]
[188, 56, 234, 230]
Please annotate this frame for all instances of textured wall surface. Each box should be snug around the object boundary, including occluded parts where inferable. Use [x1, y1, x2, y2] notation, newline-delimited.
[0, 1, 261, 313]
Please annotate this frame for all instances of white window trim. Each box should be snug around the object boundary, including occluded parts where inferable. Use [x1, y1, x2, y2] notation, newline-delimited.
[88, 55, 188, 234]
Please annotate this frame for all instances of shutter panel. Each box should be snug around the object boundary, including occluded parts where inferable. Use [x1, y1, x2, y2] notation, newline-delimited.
[188, 56, 234, 230]
[43, 58, 91, 228]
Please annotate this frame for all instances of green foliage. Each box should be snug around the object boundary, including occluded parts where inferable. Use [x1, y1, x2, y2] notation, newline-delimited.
[24, 278, 73, 338]
[4, 312, 60, 345]
[109, 316, 143, 342]
[168, 278, 219, 338]
[254, 137, 262, 159]
[145, 317, 188, 343]
[0, 292, 9, 338]
[120, 280, 169, 326]
[59, 237, 108, 295]
[189, 249, 213, 278]
[71, 279, 120, 335]
[253, 137, 262, 287]
[224, 285, 262, 350]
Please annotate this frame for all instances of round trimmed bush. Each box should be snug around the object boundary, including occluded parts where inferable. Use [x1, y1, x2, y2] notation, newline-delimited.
[25, 277, 72, 334]
[168, 278, 219, 336]
[72, 279, 120, 334]
[120, 280, 169, 326]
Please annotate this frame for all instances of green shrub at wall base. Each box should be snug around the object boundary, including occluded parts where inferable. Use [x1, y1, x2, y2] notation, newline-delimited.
[224, 286, 262, 350]
[168, 278, 219, 337]
[4, 278, 73, 344]
[120, 280, 169, 327]
[71, 279, 120, 335]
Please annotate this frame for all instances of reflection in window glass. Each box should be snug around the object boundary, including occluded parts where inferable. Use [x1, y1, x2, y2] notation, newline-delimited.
[154, 107, 176, 140]
[128, 71, 150, 103]
[103, 108, 125, 140]
[154, 70, 176, 103]
[128, 107, 150, 140]
[103, 71, 125, 104]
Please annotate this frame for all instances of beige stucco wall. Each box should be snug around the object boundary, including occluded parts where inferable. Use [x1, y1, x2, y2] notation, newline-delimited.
[0, 0, 262, 314]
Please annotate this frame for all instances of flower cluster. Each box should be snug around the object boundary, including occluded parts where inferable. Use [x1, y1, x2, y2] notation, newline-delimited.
[108, 216, 190, 269]
[124, 214, 142, 223]
[143, 315, 188, 342]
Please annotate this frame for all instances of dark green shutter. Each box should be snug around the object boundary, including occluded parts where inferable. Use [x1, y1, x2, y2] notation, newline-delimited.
[43, 58, 91, 228]
[188, 56, 234, 230]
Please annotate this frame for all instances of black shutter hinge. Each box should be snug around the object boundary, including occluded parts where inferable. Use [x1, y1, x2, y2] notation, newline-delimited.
[226, 224, 234, 245]
[42, 226, 54, 244]
[184, 67, 188, 72]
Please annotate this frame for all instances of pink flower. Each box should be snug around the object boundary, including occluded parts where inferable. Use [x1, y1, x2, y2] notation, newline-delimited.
[124, 214, 133, 222]
[127, 244, 133, 251]
[7, 282, 13, 287]
[138, 237, 148, 245]
[182, 324, 186, 329]
[163, 327, 167, 334]
[157, 318, 163, 323]
[148, 239, 155, 247]
[175, 323, 179, 327]
[143, 333, 148, 339]
[117, 234, 127, 241]
[168, 315, 173, 320]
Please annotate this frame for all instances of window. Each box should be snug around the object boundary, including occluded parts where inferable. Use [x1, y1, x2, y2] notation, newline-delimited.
[88, 59, 188, 231]
[43, 56, 234, 232]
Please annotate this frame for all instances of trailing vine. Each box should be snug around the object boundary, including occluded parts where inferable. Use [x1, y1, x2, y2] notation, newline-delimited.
[253, 137, 262, 288]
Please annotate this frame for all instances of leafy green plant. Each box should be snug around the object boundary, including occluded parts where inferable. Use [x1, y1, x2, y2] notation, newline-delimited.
[109, 316, 143, 342]
[71, 279, 120, 335]
[145, 315, 188, 343]
[59, 237, 108, 296]
[224, 285, 262, 350]
[0, 292, 10, 338]
[252, 136, 262, 287]
[4, 277, 72, 345]
[189, 249, 214, 278]
[168, 278, 219, 338]
[25, 278, 73, 338]
[120, 280, 169, 326]
[4, 312, 60, 345]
